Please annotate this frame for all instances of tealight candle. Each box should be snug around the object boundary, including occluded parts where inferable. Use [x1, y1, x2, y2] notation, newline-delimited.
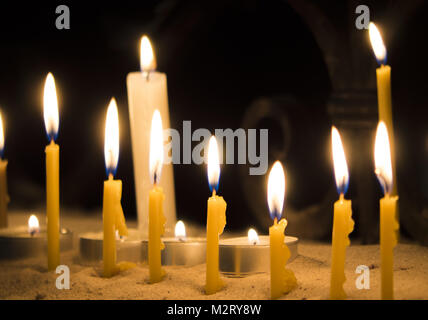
[0, 214, 72, 260]
[219, 228, 298, 277]
[159, 220, 206, 266]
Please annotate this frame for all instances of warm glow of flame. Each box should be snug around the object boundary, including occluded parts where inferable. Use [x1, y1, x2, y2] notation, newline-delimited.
[267, 161, 286, 221]
[175, 220, 186, 241]
[332, 126, 349, 195]
[375, 121, 393, 195]
[140, 35, 157, 72]
[28, 214, 40, 235]
[43, 73, 59, 140]
[369, 22, 387, 65]
[207, 136, 220, 192]
[104, 98, 120, 176]
[247, 228, 260, 245]
[149, 110, 163, 184]
[0, 112, 4, 156]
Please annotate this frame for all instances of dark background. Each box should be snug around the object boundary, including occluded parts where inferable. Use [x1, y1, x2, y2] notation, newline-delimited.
[0, 1, 427, 242]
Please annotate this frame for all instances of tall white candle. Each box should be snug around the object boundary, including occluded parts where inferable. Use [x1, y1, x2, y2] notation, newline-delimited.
[126, 35, 177, 236]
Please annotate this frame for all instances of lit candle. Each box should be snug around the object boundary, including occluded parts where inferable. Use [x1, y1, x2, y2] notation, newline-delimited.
[43, 73, 61, 271]
[374, 121, 399, 300]
[267, 161, 297, 299]
[28, 214, 40, 236]
[159, 220, 206, 266]
[0, 214, 72, 260]
[102, 98, 135, 277]
[0, 112, 9, 228]
[330, 126, 354, 299]
[127, 35, 177, 236]
[205, 136, 227, 295]
[148, 109, 167, 283]
[175, 220, 186, 242]
[218, 228, 298, 276]
[369, 22, 397, 197]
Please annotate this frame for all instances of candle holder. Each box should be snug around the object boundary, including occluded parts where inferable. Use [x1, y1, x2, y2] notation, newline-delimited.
[0, 226, 73, 260]
[79, 229, 206, 266]
[219, 235, 298, 277]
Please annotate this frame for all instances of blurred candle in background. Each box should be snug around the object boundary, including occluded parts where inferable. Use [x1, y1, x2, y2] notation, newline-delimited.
[102, 98, 134, 278]
[375, 121, 399, 300]
[330, 127, 354, 300]
[369, 22, 397, 198]
[267, 161, 297, 299]
[148, 110, 166, 283]
[205, 136, 226, 295]
[43, 73, 60, 271]
[127, 35, 176, 236]
[0, 112, 9, 228]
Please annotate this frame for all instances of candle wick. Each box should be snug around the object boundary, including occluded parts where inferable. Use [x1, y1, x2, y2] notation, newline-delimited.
[212, 189, 216, 197]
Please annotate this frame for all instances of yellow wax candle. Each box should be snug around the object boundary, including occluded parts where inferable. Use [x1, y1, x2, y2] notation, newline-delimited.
[205, 136, 226, 295]
[43, 73, 60, 271]
[149, 185, 166, 283]
[148, 110, 166, 283]
[369, 23, 397, 198]
[375, 121, 399, 300]
[267, 161, 297, 299]
[0, 112, 9, 228]
[102, 98, 134, 278]
[330, 127, 354, 299]
[127, 35, 177, 236]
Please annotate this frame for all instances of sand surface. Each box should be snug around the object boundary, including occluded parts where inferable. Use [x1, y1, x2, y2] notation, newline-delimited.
[0, 211, 427, 300]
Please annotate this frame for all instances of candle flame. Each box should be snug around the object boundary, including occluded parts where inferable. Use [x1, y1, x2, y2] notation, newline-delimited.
[267, 161, 286, 221]
[175, 220, 186, 241]
[207, 136, 220, 193]
[149, 110, 163, 184]
[104, 98, 120, 177]
[332, 126, 349, 196]
[247, 228, 260, 245]
[369, 22, 387, 65]
[0, 111, 4, 157]
[375, 121, 393, 195]
[140, 35, 157, 73]
[43, 73, 59, 141]
[28, 214, 40, 235]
